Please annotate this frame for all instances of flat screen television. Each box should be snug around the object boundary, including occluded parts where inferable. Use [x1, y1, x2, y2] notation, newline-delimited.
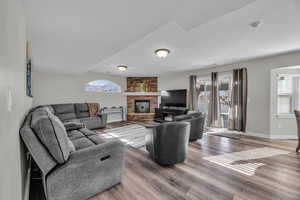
[161, 89, 187, 107]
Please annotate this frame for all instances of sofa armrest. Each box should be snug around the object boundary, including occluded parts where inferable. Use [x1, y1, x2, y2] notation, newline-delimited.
[97, 113, 108, 127]
[144, 124, 161, 129]
[46, 139, 126, 200]
[173, 114, 192, 121]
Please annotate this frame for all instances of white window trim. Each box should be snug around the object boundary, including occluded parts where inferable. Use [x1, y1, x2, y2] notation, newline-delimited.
[276, 73, 300, 116]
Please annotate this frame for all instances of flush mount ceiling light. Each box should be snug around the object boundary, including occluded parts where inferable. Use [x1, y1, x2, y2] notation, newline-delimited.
[155, 48, 170, 58]
[250, 21, 261, 28]
[117, 65, 128, 71]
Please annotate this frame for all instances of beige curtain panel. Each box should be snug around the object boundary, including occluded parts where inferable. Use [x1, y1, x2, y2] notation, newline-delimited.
[229, 68, 248, 132]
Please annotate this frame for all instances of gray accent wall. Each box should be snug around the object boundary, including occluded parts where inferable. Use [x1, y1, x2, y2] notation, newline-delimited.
[0, 0, 33, 200]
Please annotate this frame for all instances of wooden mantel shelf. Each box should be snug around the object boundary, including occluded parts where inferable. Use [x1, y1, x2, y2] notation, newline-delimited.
[127, 113, 155, 115]
[123, 92, 161, 96]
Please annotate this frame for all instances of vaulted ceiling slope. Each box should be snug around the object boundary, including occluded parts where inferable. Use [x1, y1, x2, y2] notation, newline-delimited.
[25, 0, 300, 76]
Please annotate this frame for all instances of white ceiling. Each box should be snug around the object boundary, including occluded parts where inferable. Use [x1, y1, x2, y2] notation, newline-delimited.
[25, 0, 300, 76]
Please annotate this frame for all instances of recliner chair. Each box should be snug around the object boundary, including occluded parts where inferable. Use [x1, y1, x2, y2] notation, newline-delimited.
[145, 122, 190, 166]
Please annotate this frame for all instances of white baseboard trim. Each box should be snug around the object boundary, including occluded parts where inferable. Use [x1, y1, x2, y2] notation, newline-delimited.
[205, 128, 297, 140]
[270, 135, 298, 139]
[244, 132, 270, 139]
[245, 132, 297, 139]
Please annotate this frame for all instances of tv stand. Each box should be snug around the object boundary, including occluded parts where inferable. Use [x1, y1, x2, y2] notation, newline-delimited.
[154, 107, 188, 123]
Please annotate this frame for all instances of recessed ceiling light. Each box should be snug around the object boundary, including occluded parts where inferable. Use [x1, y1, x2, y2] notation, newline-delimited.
[117, 65, 128, 71]
[250, 21, 261, 28]
[155, 48, 170, 58]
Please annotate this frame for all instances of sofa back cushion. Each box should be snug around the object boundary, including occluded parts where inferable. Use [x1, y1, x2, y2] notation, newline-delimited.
[52, 104, 76, 122]
[31, 108, 70, 164]
[75, 103, 90, 118]
[188, 112, 203, 119]
[174, 115, 192, 121]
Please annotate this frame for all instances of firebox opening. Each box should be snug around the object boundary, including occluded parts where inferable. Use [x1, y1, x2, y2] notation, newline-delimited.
[135, 100, 150, 113]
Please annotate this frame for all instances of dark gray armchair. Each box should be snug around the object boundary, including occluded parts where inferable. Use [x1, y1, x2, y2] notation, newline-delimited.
[20, 107, 126, 200]
[174, 112, 205, 141]
[145, 122, 190, 166]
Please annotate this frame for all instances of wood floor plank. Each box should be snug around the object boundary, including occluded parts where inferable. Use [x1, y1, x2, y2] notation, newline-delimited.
[89, 121, 300, 200]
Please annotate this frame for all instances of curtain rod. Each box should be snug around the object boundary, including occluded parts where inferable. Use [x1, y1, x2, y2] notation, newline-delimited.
[195, 70, 233, 78]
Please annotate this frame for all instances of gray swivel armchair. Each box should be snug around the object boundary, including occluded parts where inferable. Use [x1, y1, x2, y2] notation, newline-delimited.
[145, 122, 190, 166]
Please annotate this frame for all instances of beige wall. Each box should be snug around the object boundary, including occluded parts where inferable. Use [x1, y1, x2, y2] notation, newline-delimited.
[33, 71, 126, 108]
[0, 0, 33, 199]
[159, 51, 300, 138]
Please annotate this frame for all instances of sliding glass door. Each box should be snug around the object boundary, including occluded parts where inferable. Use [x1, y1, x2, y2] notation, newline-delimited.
[218, 73, 233, 128]
[197, 77, 211, 116]
[197, 72, 233, 129]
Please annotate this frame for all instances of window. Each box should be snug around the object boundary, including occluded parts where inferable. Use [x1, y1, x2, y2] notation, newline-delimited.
[218, 73, 233, 128]
[277, 74, 300, 114]
[85, 80, 121, 93]
[197, 77, 211, 115]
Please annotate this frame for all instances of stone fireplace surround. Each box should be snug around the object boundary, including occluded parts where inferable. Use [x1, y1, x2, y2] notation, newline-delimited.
[126, 77, 159, 121]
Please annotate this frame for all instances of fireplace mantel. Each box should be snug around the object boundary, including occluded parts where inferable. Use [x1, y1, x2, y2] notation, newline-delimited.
[123, 92, 161, 96]
[126, 77, 159, 121]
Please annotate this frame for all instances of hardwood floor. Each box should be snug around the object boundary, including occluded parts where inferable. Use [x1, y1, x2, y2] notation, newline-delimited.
[90, 121, 300, 200]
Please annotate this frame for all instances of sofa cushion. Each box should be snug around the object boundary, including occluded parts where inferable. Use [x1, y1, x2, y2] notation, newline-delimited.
[188, 112, 202, 118]
[52, 104, 76, 122]
[67, 138, 76, 153]
[75, 103, 90, 118]
[67, 130, 86, 140]
[174, 115, 192, 121]
[71, 137, 95, 150]
[79, 128, 97, 137]
[31, 108, 70, 164]
[88, 135, 106, 145]
[64, 122, 85, 131]
[79, 116, 103, 130]
[67, 128, 105, 151]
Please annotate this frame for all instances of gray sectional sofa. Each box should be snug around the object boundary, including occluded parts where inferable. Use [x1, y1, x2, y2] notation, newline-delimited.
[49, 103, 107, 130]
[20, 104, 126, 200]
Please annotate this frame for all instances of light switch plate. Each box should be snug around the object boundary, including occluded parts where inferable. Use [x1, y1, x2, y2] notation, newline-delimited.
[8, 87, 12, 112]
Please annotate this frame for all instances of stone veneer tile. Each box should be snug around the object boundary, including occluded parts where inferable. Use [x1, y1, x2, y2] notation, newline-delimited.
[127, 77, 158, 121]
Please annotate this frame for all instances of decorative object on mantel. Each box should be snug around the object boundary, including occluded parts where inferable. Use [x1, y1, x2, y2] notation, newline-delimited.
[127, 77, 158, 92]
[136, 82, 147, 92]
